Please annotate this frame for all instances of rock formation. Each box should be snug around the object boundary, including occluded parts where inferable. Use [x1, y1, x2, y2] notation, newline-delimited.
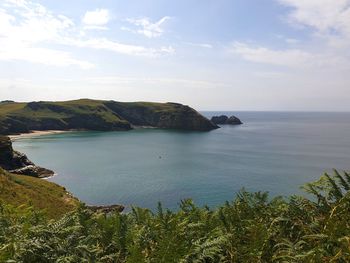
[0, 136, 54, 178]
[226, 116, 243, 125]
[211, 115, 229, 124]
[211, 115, 242, 125]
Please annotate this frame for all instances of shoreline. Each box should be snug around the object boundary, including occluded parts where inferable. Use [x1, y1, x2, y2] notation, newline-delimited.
[9, 130, 78, 141]
[8, 127, 158, 141]
[132, 125, 157, 129]
[42, 172, 58, 180]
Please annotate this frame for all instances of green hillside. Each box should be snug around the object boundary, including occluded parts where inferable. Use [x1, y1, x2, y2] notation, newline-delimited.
[0, 168, 79, 219]
[0, 99, 218, 134]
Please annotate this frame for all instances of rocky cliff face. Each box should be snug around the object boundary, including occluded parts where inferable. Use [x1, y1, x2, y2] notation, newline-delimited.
[0, 100, 218, 134]
[0, 136, 54, 177]
[104, 101, 218, 131]
[0, 117, 29, 135]
[0, 136, 31, 170]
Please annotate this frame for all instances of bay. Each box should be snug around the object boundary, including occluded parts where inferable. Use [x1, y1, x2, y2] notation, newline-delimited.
[13, 112, 350, 210]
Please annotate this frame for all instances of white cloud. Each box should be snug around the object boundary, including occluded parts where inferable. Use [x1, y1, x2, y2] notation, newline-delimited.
[0, 3, 74, 44]
[124, 16, 170, 38]
[285, 38, 300, 44]
[253, 71, 287, 78]
[82, 9, 110, 30]
[229, 41, 350, 70]
[274, 34, 300, 44]
[230, 1, 350, 70]
[278, 0, 350, 48]
[83, 25, 109, 31]
[0, 0, 92, 69]
[79, 76, 231, 90]
[230, 42, 313, 67]
[279, 0, 350, 33]
[0, 1, 175, 68]
[184, 42, 213, 49]
[0, 43, 94, 69]
[66, 38, 174, 57]
[160, 46, 175, 54]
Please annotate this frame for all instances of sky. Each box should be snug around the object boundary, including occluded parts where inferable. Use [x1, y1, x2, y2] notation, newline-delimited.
[0, 0, 350, 111]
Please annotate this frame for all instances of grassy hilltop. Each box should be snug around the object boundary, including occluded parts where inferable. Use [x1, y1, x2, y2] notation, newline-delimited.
[0, 99, 218, 134]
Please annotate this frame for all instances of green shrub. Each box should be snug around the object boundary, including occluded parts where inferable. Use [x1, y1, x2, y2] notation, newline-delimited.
[1, 170, 350, 262]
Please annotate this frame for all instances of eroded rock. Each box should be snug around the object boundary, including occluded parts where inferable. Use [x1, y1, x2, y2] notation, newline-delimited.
[0, 136, 54, 178]
[211, 115, 242, 125]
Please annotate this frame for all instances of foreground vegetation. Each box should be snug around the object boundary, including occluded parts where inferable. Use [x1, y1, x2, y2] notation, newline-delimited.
[1, 170, 350, 262]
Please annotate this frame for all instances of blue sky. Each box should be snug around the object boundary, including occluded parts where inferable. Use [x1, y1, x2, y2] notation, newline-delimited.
[1, 0, 350, 111]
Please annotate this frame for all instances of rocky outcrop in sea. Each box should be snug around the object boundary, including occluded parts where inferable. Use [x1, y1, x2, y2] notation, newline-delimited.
[211, 115, 242, 125]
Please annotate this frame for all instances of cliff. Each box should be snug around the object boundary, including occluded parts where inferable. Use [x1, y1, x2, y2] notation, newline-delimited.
[0, 99, 218, 134]
[104, 101, 217, 131]
[0, 136, 54, 177]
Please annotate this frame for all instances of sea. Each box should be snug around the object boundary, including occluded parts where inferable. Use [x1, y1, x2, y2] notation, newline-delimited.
[12, 112, 350, 210]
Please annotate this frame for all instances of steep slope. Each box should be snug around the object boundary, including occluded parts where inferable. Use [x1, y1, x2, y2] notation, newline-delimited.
[104, 101, 217, 131]
[0, 168, 79, 219]
[0, 99, 218, 134]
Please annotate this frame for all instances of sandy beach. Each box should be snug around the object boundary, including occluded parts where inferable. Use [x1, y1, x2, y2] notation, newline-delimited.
[9, 130, 74, 141]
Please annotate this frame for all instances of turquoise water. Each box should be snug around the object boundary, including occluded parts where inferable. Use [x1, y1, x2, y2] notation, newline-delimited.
[13, 112, 350, 210]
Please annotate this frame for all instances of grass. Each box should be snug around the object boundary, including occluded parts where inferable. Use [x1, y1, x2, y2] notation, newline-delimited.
[0, 99, 191, 117]
[0, 168, 79, 219]
[0, 102, 26, 118]
[0, 99, 214, 134]
[0, 99, 184, 125]
[118, 101, 188, 113]
[11, 100, 124, 122]
[0, 99, 129, 132]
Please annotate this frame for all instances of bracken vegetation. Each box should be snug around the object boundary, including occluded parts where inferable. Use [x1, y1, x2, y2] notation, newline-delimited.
[1, 169, 350, 262]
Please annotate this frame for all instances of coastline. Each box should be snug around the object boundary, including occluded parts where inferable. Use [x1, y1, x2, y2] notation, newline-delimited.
[132, 125, 157, 129]
[42, 172, 58, 180]
[9, 130, 77, 141]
